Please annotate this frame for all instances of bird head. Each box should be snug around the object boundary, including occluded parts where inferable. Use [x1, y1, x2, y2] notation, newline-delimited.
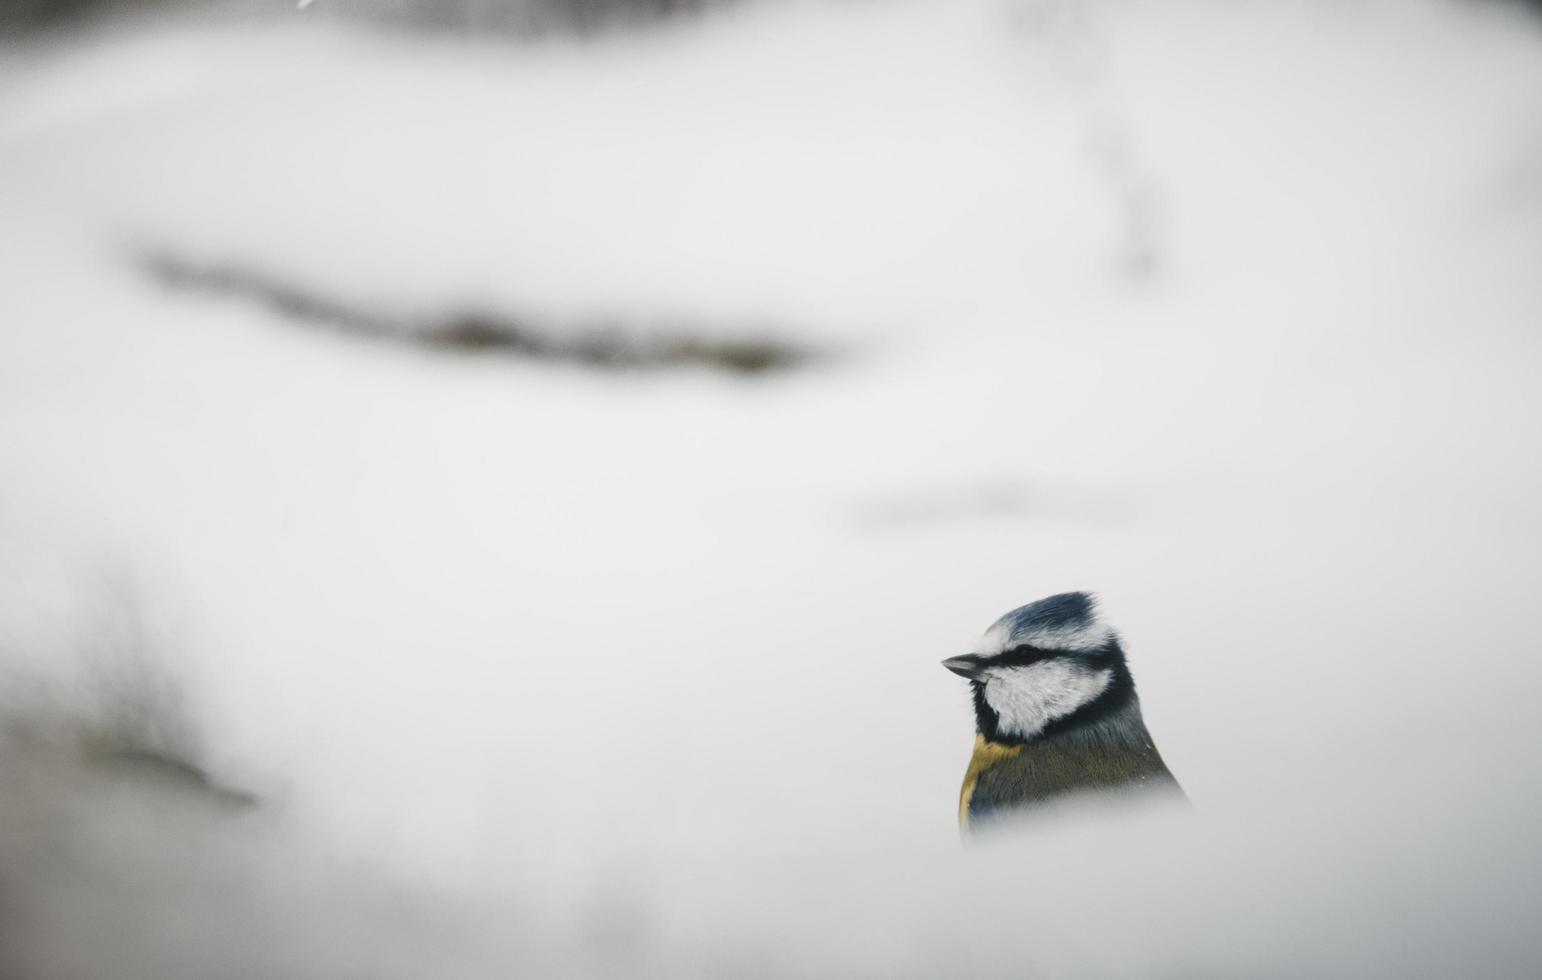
[943, 592, 1136, 745]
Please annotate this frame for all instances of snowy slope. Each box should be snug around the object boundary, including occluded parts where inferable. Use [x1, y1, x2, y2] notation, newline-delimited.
[2, 1, 1541, 976]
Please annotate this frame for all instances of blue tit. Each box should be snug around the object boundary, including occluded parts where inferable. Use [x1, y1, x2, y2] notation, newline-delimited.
[943, 591, 1184, 833]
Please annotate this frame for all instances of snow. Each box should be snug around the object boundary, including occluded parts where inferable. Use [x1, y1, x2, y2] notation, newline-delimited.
[2, 0, 1541, 976]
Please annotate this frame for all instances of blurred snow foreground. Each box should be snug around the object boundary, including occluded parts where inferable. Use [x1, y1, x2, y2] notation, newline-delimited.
[2, 0, 1542, 976]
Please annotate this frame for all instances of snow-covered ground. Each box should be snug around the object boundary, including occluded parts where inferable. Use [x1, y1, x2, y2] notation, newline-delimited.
[2, 1, 1541, 976]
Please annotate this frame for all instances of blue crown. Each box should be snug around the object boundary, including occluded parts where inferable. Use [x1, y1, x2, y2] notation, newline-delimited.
[977, 591, 1116, 655]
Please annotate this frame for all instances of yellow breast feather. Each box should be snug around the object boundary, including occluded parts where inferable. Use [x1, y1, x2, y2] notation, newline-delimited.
[959, 734, 1022, 830]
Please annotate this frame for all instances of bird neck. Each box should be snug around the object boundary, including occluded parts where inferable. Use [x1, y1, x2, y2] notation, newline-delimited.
[961, 697, 1180, 829]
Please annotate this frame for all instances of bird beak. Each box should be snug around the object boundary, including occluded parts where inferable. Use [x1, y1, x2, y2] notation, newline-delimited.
[941, 655, 986, 680]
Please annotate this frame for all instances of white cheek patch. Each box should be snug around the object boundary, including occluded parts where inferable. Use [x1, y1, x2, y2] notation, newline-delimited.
[983, 661, 1112, 740]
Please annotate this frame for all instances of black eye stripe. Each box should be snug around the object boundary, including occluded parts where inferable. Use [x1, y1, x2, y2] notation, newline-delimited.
[985, 646, 1057, 668]
[985, 645, 1118, 669]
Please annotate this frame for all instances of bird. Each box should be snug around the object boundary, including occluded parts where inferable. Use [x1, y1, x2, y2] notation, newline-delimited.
[943, 591, 1183, 834]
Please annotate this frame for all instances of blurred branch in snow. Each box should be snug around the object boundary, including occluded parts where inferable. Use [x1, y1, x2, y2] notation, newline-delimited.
[286, 0, 724, 37]
[2, 0, 725, 39]
[0, 0, 173, 36]
[142, 251, 819, 376]
[1009, 0, 1166, 281]
[0, 569, 256, 811]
